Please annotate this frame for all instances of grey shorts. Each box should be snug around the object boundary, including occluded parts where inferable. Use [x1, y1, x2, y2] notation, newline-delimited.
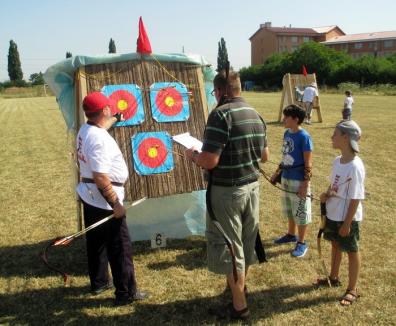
[206, 181, 260, 275]
[304, 102, 314, 116]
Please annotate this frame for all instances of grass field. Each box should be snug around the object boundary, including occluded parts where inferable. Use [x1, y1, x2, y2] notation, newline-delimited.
[0, 92, 395, 325]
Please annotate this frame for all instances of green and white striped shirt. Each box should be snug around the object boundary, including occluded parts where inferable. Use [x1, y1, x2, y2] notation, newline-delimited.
[202, 97, 267, 186]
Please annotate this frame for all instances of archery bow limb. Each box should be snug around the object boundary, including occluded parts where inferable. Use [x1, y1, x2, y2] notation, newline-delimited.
[317, 202, 331, 287]
[40, 197, 147, 285]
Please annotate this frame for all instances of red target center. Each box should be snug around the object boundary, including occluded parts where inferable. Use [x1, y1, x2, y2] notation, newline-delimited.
[137, 137, 167, 168]
[109, 90, 137, 120]
[155, 87, 183, 116]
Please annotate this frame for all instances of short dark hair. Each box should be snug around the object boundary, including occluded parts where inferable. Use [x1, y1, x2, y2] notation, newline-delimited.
[283, 104, 306, 124]
[345, 90, 352, 96]
[84, 110, 102, 119]
[213, 70, 241, 96]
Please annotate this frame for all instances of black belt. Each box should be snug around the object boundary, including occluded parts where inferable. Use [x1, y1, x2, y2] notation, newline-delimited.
[212, 178, 258, 187]
[81, 177, 124, 187]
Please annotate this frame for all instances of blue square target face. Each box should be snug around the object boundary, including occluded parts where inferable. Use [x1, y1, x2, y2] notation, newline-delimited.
[131, 132, 174, 175]
[150, 82, 190, 122]
[101, 84, 144, 126]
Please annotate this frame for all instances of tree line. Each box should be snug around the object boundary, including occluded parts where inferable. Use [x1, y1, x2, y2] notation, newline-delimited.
[239, 42, 396, 90]
[1, 38, 118, 88]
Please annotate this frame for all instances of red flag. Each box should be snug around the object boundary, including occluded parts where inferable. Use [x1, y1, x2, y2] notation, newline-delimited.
[302, 65, 308, 76]
[137, 17, 152, 54]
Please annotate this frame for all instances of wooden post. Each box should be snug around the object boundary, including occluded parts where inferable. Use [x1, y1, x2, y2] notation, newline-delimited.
[279, 73, 323, 123]
[73, 67, 88, 231]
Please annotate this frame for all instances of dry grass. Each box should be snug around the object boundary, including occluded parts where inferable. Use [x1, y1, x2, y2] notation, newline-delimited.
[0, 93, 395, 325]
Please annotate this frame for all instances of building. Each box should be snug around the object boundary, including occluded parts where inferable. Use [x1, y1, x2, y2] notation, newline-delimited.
[322, 31, 396, 58]
[250, 22, 396, 65]
[249, 22, 345, 65]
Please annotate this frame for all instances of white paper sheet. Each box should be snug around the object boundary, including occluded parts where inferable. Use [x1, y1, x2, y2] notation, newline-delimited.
[172, 132, 203, 152]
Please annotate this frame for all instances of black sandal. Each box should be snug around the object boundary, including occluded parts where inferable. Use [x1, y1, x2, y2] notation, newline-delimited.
[340, 289, 359, 306]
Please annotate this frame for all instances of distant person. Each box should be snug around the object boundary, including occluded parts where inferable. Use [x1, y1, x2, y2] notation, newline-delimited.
[342, 90, 354, 120]
[317, 120, 365, 306]
[302, 82, 319, 124]
[76, 91, 149, 306]
[272, 105, 313, 258]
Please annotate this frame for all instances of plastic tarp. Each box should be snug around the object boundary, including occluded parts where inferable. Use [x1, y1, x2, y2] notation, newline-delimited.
[44, 52, 216, 241]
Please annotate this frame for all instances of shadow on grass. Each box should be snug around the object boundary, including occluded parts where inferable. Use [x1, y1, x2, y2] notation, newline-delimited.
[0, 237, 208, 279]
[0, 237, 88, 279]
[0, 284, 336, 325]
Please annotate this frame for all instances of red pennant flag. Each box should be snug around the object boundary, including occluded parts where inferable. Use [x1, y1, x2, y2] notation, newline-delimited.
[302, 65, 308, 76]
[137, 17, 152, 54]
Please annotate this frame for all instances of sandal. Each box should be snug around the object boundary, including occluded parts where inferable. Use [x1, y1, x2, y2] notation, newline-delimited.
[313, 277, 341, 288]
[340, 289, 359, 306]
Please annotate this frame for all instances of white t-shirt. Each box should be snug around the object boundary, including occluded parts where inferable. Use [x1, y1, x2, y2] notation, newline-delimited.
[76, 123, 128, 210]
[344, 96, 354, 109]
[302, 86, 319, 103]
[326, 156, 365, 222]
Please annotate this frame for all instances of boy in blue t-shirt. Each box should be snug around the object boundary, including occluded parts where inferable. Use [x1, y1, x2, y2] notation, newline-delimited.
[272, 105, 313, 257]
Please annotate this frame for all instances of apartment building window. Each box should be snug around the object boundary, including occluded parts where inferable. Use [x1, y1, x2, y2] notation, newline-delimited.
[291, 45, 299, 52]
[303, 36, 310, 42]
[384, 40, 394, 48]
[354, 43, 363, 49]
[279, 46, 287, 53]
[291, 36, 298, 43]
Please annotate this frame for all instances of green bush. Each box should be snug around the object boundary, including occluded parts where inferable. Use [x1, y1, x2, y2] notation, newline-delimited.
[240, 43, 396, 90]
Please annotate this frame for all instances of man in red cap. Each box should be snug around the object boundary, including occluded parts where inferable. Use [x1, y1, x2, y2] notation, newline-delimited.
[76, 91, 149, 306]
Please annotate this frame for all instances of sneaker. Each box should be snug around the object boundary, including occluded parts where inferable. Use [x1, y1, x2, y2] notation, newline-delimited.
[91, 282, 113, 295]
[114, 290, 150, 306]
[291, 242, 308, 257]
[274, 234, 297, 244]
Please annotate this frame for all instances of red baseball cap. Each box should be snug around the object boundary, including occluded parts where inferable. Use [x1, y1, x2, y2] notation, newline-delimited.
[82, 91, 110, 113]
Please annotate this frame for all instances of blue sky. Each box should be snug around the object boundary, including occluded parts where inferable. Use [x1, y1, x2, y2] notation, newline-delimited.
[0, 0, 395, 81]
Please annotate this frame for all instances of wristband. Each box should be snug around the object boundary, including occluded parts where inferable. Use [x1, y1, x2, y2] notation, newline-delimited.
[303, 166, 312, 181]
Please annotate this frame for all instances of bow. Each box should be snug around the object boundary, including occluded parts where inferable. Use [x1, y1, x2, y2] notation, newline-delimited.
[40, 197, 147, 285]
[258, 168, 320, 201]
[317, 202, 331, 286]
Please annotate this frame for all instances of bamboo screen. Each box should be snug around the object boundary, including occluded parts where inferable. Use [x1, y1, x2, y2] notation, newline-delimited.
[77, 59, 209, 202]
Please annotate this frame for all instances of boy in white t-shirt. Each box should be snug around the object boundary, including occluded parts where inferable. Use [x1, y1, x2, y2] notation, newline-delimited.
[342, 90, 354, 120]
[317, 120, 365, 306]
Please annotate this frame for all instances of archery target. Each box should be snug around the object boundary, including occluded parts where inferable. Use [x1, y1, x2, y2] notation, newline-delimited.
[101, 84, 144, 126]
[132, 132, 174, 175]
[150, 82, 190, 122]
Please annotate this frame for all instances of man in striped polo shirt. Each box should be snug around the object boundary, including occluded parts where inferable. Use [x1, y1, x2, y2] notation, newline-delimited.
[186, 70, 269, 320]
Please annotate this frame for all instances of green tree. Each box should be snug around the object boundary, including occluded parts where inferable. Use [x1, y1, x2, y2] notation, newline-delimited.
[217, 37, 228, 72]
[109, 38, 116, 53]
[29, 72, 45, 85]
[7, 40, 23, 82]
[66, 51, 72, 58]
